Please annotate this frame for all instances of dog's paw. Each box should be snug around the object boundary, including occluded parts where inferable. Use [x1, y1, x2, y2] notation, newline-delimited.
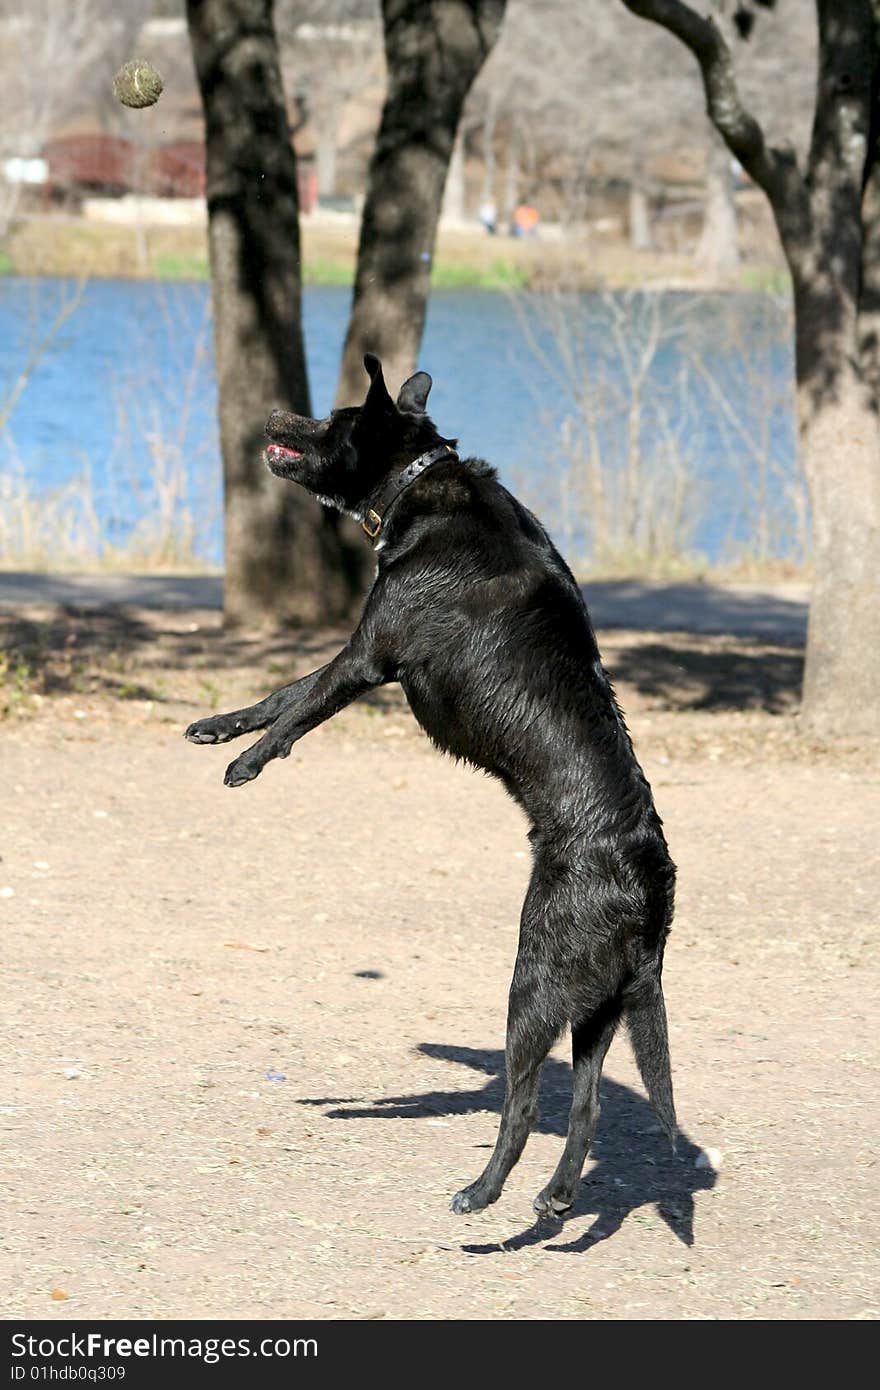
[532, 1185, 573, 1217]
[185, 713, 246, 744]
[450, 1181, 495, 1215]
[224, 754, 261, 787]
[450, 1189, 475, 1215]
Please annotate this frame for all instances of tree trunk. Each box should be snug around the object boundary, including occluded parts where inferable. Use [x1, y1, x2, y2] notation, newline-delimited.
[335, 0, 506, 405]
[618, 0, 880, 733]
[442, 132, 467, 223]
[795, 285, 880, 733]
[695, 126, 739, 275]
[480, 100, 498, 206]
[187, 0, 360, 626]
[316, 119, 338, 200]
[858, 121, 880, 404]
[791, 1, 880, 731]
[798, 382, 880, 731]
[628, 153, 651, 251]
[503, 122, 521, 225]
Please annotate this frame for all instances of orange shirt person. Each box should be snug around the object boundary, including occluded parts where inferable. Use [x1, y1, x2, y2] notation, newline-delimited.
[512, 203, 539, 237]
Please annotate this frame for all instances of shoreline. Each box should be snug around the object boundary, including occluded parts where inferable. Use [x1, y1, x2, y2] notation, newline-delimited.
[0, 214, 791, 295]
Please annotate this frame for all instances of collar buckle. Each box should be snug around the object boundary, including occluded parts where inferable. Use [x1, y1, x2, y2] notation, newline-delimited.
[361, 444, 459, 546]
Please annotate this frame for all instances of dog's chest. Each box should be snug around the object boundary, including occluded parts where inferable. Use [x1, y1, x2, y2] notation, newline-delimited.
[397, 660, 523, 781]
[399, 670, 471, 757]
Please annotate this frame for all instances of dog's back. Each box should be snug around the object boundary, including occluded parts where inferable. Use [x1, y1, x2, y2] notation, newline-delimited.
[377, 456, 673, 869]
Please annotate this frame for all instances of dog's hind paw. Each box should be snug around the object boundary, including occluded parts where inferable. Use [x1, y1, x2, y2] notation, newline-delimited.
[532, 1186, 573, 1217]
[450, 1181, 495, 1215]
[450, 1190, 475, 1215]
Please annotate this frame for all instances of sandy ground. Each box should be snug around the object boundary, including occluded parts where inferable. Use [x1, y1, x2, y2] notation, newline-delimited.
[0, 585, 877, 1321]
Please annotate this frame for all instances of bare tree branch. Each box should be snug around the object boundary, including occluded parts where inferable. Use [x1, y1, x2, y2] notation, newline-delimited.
[619, 0, 811, 261]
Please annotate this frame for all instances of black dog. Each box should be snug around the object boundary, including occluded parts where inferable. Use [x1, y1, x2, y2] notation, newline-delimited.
[186, 355, 677, 1216]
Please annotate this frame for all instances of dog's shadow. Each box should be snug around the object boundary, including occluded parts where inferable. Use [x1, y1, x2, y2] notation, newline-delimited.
[299, 1042, 716, 1254]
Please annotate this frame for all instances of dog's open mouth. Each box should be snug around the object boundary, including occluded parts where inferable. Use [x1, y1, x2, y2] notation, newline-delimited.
[266, 443, 304, 463]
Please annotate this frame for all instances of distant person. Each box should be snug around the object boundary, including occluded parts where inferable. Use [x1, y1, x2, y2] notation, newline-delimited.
[479, 198, 498, 235]
[511, 202, 539, 238]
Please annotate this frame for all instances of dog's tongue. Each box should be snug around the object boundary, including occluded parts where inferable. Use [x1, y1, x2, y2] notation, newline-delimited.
[267, 443, 303, 460]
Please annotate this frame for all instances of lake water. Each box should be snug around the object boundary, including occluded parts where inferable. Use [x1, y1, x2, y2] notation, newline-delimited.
[0, 278, 801, 568]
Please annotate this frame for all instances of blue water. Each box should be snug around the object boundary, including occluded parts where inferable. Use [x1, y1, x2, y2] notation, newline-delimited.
[0, 278, 800, 567]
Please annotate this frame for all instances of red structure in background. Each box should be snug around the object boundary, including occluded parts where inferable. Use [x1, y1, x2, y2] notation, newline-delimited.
[45, 134, 141, 196]
[153, 141, 205, 198]
[299, 164, 318, 215]
[44, 133, 317, 210]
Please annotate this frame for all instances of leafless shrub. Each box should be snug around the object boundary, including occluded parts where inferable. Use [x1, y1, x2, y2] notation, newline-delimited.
[107, 283, 217, 568]
[513, 286, 804, 577]
[0, 462, 102, 569]
[514, 288, 708, 573]
[0, 282, 218, 572]
[691, 294, 807, 570]
[0, 278, 85, 433]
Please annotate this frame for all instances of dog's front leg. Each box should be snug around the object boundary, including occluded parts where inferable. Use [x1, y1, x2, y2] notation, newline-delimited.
[223, 642, 384, 787]
[185, 664, 332, 746]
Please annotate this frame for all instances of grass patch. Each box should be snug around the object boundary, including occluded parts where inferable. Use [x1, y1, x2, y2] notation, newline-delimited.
[152, 251, 209, 280]
[302, 254, 355, 286]
[738, 265, 791, 295]
[431, 257, 529, 290]
[299, 254, 530, 290]
[0, 464, 213, 574]
[6, 215, 788, 295]
[0, 649, 36, 718]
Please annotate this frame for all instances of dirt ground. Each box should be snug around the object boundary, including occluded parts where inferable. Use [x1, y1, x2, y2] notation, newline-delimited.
[1, 589, 877, 1321]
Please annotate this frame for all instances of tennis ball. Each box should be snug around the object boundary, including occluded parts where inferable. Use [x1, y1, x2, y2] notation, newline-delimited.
[113, 60, 164, 109]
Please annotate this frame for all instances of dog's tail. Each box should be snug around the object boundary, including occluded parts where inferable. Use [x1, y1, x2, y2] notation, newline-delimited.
[624, 981, 677, 1151]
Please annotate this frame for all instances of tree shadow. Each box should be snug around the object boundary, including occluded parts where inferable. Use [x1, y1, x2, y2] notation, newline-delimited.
[0, 600, 403, 717]
[299, 1042, 716, 1253]
[605, 637, 804, 712]
[0, 605, 164, 702]
[583, 580, 808, 643]
[0, 602, 350, 700]
[1, 575, 805, 715]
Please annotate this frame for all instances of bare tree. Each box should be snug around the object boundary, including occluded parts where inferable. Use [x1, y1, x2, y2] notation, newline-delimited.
[187, 0, 360, 626]
[457, 0, 813, 252]
[276, 2, 381, 201]
[0, 0, 152, 238]
[335, 0, 506, 404]
[695, 127, 739, 274]
[515, 290, 708, 571]
[618, 0, 880, 733]
[461, 0, 705, 234]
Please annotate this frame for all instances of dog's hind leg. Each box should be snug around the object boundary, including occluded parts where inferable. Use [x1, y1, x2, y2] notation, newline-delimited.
[532, 996, 621, 1216]
[451, 927, 564, 1215]
[625, 980, 677, 1150]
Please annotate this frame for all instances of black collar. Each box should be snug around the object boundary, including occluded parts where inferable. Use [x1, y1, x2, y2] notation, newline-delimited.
[361, 443, 458, 542]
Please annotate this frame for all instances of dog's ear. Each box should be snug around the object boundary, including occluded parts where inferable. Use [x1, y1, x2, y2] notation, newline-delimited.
[363, 353, 383, 384]
[362, 353, 394, 413]
[397, 371, 432, 415]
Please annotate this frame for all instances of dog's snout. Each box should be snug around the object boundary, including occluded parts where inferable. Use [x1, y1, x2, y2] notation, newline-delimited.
[265, 408, 318, 443]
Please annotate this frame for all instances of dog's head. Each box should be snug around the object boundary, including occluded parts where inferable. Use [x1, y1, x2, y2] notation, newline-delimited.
[264, 354, 447, 518]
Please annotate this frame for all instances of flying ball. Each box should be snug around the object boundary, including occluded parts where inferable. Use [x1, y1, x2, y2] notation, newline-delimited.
[113, 60, 164, 109]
